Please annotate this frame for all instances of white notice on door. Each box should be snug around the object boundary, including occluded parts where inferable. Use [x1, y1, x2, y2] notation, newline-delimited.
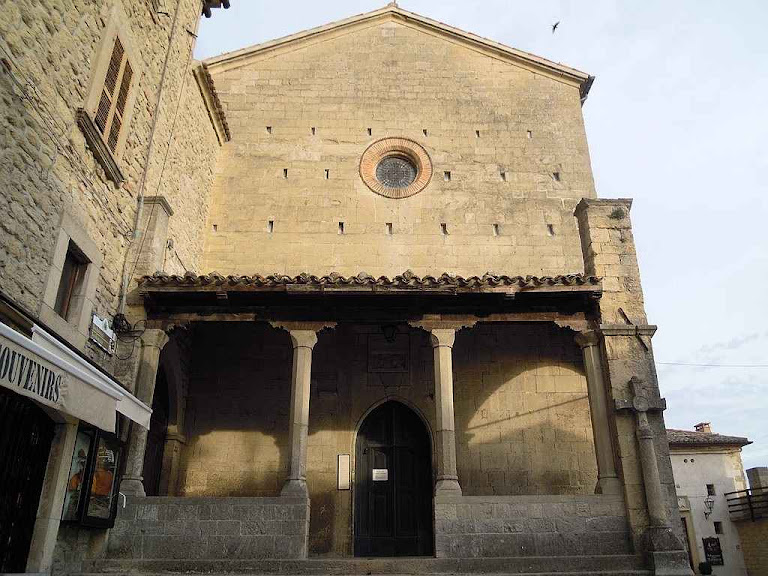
[372, 468, 388, 481]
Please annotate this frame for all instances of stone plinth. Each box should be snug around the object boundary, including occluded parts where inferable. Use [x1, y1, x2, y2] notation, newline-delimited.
[433, 494, 631, 558]
[106, 497, 310, 560]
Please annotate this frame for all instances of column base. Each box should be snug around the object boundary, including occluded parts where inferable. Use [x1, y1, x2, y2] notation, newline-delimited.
[281, 478, 309, 498]
[434, 477, 462, 496]
[648, 550, 694, 576]
[596, 475, 622, 495]
[119, 476, 146, 497]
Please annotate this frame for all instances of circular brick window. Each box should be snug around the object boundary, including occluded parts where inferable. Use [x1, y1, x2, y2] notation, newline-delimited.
[360, 138, 432, 199]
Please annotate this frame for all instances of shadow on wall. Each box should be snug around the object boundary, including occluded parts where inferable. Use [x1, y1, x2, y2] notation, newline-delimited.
[453, 323, 597, 496]
[173, 321, 597, 555]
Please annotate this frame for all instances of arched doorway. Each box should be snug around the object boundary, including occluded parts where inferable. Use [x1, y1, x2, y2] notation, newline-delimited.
[354, 401, 433, 557]
[142, 367, 168, 496]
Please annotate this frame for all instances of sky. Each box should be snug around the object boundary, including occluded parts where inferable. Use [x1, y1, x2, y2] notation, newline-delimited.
[194, 1, 768, 472]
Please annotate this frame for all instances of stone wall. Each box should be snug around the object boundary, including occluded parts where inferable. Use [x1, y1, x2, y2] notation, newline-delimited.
[434, 494, 630, 558]
[178, 321, 597, 556]
[0, 0, 220, 371]
[105, 497, 309, 562]
[202, 18, 595, 278]
[736, 520, 768, 576]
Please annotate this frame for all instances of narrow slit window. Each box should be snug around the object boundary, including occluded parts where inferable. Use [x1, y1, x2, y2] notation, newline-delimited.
[311, 127, 316, 135]
[500, 171, 507, 181]
[325, 169, 330, 180]
[266, 126, 272, 134]
[283, 168, 288, 179]
[552, 171, 561, 182]
[212, 224, 218, 232]
[441, 223, 448, 235]
[386, 222, 393, 235]
[367, 127, 372, 136]
[527, 130, 532, 139]
[338, 222, 345, 235]
[423, 129, 428, 136]
[267, 220, 274, 234]
[475, 130, 480, 138]
[493, 224, 500, 236]
[444, 171, 451, 181]
[547, 224, 555, 236]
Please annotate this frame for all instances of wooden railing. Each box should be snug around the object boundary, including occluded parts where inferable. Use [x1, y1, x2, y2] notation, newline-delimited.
[725, 488, 768, 522]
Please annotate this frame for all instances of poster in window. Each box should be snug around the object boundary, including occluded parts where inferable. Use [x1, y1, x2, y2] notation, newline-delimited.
[84, 435, 120, 521]
[62, 430, 94, 521]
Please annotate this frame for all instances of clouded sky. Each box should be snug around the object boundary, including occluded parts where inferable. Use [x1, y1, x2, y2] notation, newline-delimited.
[195, 1, 768, 471]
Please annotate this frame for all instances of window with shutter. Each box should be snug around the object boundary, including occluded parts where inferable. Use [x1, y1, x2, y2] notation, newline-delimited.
[96, 37, 133, 153]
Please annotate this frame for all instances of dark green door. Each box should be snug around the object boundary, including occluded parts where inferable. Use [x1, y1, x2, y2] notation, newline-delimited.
[354, 401, 433, 557]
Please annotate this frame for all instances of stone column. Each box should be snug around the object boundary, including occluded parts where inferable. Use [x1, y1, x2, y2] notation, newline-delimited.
[158, 427, 186, 496]
[25, 421, 78, 573]
[575, 330, 621, 495]
[616, 377, 692, 575]
[280, 329, 317, 497]
[120, 328, 170, 496]
[430, 328, 462, 495]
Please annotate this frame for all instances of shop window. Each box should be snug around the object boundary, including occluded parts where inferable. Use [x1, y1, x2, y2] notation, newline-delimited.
[62, 426, 122, 528]
[53, 242, 88, 321]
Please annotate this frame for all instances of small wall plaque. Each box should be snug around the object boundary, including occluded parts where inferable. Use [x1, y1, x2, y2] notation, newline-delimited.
[338, 454, 350, 490]
[372, 468, 389, 482]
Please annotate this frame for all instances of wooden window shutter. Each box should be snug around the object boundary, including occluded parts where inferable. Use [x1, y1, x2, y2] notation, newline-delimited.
[95, 36, 133, 153]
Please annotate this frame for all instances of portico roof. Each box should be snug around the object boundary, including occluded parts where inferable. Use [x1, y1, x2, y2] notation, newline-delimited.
[139, 270, 601, 296]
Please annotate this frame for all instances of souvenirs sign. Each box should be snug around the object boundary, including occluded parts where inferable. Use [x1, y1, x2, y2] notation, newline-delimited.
[702, 537, 724, 566]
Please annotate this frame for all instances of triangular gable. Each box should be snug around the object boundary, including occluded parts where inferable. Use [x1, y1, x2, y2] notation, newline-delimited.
[203, 3, 594, 100]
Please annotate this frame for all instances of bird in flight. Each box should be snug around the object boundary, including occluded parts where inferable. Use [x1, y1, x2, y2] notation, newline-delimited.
[552, 21, 560, 34]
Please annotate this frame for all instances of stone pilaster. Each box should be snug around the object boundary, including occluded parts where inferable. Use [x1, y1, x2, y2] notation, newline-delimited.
[616, 378, 692, 575]
[159, 427, 186, 496]
[576, 198, 685, 572]
[430, 328, 462, 495]
[281, 329, 318, 498]
[25, 421, 78, 573]
[575, 330, 621, 496]
[119, 328, 170, 496]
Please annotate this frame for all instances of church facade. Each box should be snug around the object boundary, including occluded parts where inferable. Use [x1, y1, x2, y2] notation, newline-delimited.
[0, 3, 694, 575]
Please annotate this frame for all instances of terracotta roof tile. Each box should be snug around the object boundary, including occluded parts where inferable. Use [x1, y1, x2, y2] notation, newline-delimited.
[667, 429, 751, 448]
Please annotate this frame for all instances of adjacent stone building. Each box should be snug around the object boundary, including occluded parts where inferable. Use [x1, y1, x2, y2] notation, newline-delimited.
[0, 1, 228, 573]
[1, 2, 696, 575]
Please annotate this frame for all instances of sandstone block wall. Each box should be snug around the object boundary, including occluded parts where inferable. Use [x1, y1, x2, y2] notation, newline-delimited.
[202, 19, 596, 277]
[0, 0, 219, 372]
[736, 520, 768, 576]
[105, 497, 309, 561]
[178, 321, 596, 556]
[434, 494, 630, 558]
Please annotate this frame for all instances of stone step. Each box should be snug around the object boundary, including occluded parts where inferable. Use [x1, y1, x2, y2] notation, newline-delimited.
[79, 554, 649, 575]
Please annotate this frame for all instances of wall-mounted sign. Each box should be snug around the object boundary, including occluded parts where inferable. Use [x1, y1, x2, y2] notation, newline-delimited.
[702, 537, 724, 566]
[372, 468, 389, 482]
[337, 454, 350, 490]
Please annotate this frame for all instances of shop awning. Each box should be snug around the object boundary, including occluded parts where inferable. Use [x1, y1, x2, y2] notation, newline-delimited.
[0, 322, 151, 432]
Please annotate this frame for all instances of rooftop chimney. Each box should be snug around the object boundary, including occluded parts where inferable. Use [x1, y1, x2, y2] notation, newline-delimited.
[694, 422, 712, 434]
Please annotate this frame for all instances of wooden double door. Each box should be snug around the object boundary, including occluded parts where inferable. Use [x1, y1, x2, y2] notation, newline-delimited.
[354, 401, 433, 557]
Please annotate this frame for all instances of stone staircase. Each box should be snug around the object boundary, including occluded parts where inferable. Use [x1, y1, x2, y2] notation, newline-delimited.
[74, 555, 652, 575]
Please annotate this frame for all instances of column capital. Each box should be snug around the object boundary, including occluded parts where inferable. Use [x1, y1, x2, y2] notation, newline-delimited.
[429, 328, 455, 348]
[141, 328, 170, 351]
[574, 330, 601, 349]
[289, 330, 318, 350]
[409, 314, 476, 334]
